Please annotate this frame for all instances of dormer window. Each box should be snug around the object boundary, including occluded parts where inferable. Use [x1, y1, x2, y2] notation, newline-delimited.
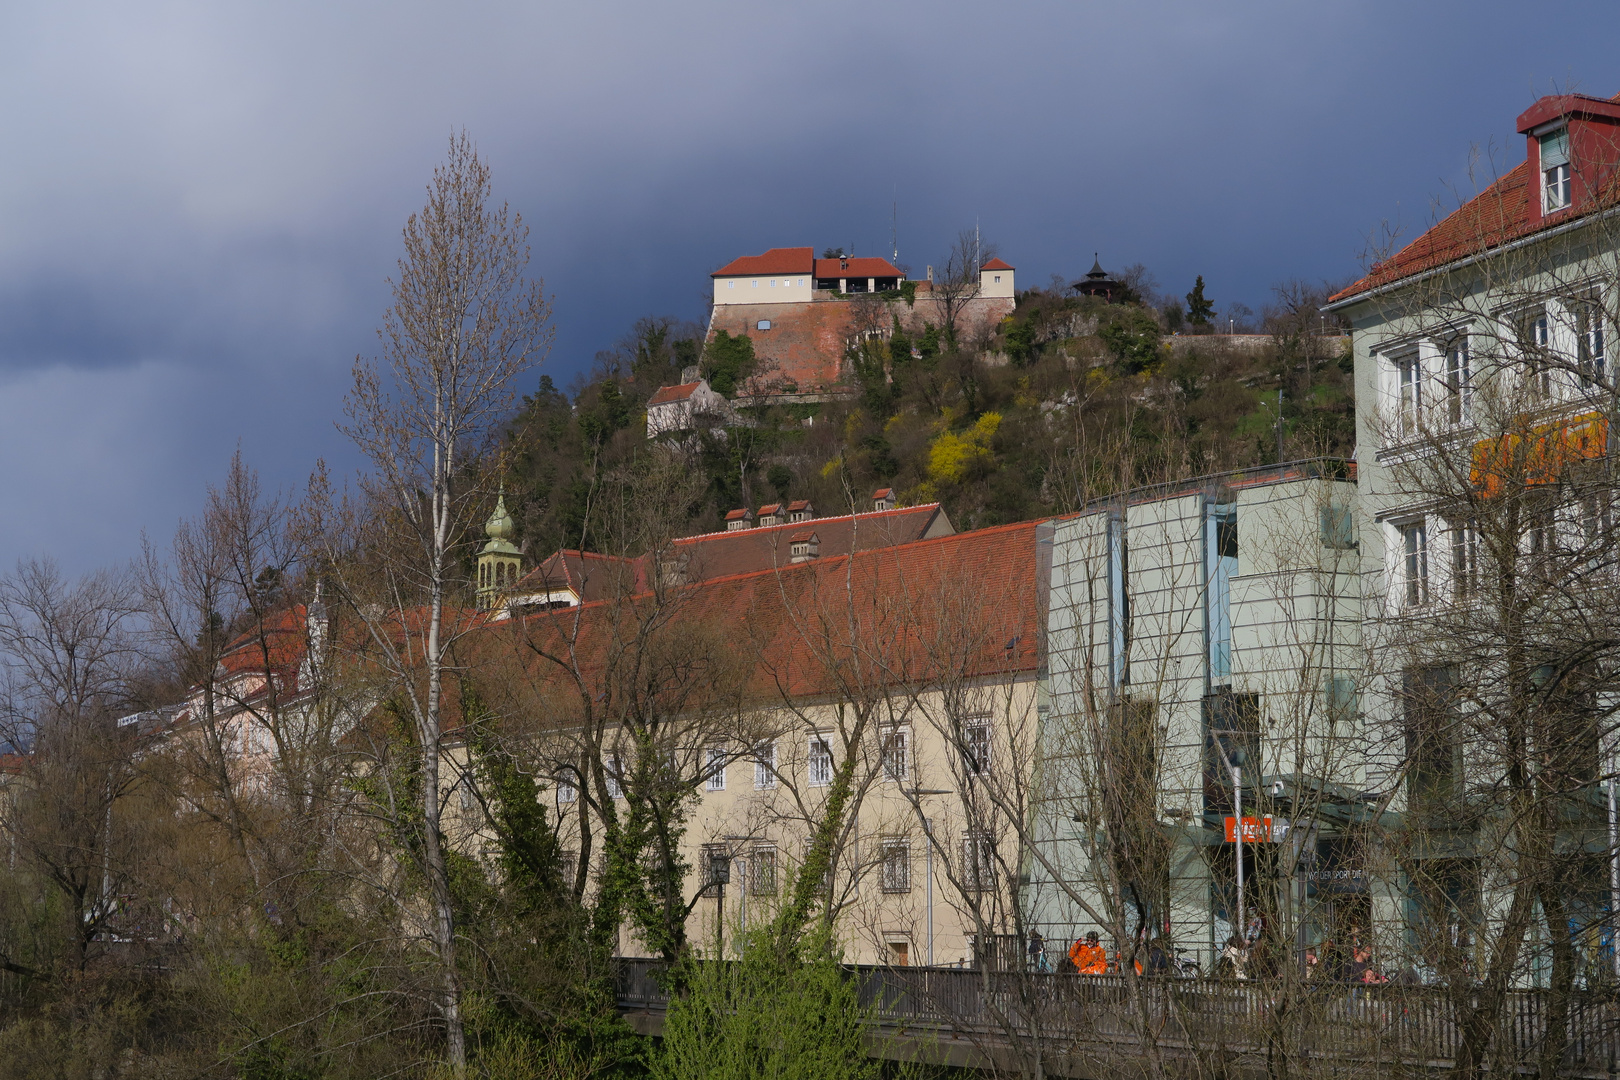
[789, 532, 820, 562]
[1541, 127, 1571, 213]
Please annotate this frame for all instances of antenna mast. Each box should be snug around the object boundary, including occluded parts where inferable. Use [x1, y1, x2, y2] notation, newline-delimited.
[891, 199, 898, 265]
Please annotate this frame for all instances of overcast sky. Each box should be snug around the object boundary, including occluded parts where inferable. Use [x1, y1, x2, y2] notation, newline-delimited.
[2, 1, 1615, 573]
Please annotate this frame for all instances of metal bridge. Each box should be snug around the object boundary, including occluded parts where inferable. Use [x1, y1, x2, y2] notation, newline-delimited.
[616, 958, 1620, 1078]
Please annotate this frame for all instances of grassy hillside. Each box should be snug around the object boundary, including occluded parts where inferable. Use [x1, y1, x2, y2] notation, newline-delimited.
[498, 286, 1354, 557]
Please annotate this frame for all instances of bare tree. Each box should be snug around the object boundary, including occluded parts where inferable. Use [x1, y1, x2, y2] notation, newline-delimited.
[333, 131, 552, 1073]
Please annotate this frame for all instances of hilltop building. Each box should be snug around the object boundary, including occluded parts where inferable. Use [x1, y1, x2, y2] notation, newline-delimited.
[692, 245, 1017, 401]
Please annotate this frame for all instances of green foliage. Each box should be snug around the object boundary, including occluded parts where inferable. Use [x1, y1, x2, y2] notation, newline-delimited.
[767, 463, 793, 497]
[580, 379, 632, 446]
[654, 926, 878, 1080]
[703, 330, 757, 396]
[1099, 307, 1164, 374]
[1185, 275, 1215, 326]
[1004, 318, 1038, 366]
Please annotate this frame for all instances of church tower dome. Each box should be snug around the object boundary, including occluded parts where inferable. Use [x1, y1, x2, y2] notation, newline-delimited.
[476, 486, 524, 611]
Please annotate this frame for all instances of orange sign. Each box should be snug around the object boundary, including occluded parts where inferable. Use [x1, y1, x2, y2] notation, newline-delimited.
[1471, 412, 1607, 497]
[1224, 816, 1273, 843]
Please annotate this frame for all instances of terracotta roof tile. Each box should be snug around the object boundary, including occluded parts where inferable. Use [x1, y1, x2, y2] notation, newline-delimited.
[648, 382, 701, 405]
[713, 247, 815, 277]
[980, 257, 1014, 271]
[813, 257, 903, 280]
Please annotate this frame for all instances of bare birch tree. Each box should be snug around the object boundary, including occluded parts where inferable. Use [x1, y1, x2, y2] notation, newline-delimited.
[333, 131, 551, 1072]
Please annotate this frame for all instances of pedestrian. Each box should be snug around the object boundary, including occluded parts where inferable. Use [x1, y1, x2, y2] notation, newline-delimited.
[1028, 929, 1050, 973]
[1216, 934, 1250, 979]
[1070, 931, 1108, 975]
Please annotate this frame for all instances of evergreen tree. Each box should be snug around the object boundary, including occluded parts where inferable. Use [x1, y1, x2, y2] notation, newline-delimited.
[1185, 275, 1215, 327]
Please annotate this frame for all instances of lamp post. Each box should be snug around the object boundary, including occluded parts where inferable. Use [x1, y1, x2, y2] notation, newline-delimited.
[1212, 741, 1247, 944]
[722, 835, 760, 956]
[910, 788, 953, 966]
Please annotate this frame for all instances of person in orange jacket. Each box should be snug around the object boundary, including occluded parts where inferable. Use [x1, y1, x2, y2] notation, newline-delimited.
[1069, 931, 1108, 974]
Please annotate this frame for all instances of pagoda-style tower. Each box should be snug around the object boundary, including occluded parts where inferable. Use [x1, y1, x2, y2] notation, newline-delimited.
[476, 488, 523, 611]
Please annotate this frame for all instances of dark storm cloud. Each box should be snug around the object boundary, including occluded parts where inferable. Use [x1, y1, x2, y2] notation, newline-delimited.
[0, 0, 1614, 570]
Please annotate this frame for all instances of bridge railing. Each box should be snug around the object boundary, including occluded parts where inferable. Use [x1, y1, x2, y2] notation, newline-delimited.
[615, 958, 1620, 1076]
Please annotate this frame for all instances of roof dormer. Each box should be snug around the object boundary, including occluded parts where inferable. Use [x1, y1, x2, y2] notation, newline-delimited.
[1516, 93, 1620, 226]
[787, 500, 815, 524]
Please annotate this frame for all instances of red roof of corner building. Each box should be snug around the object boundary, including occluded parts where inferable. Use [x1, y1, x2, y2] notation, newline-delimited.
[981, 257, 1014, 271]
[1329, 91, 1620, 304]
[713, 247, 816, 277]
[812, 257, 903, 280]
[648, 382, 701, 405]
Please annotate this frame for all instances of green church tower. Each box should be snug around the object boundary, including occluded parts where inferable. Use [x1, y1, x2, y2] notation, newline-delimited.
[476, 487, 523, 611]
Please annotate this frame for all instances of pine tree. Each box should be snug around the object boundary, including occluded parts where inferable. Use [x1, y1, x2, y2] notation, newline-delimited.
[1185, 275, 1215, 327]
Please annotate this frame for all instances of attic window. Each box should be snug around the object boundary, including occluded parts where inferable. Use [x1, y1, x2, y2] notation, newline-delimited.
[758, 320, 771, 331]
[728, 281, 735, 289]
[1542, 127, 1571, 213]
[994, 275, 1001, 283]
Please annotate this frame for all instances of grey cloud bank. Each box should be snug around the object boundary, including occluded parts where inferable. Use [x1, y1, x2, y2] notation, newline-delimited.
[0, 0, 1614, 571]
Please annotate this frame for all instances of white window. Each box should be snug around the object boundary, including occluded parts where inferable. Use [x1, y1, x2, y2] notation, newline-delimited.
[1582, 493, 1612, 547]
[456, 774, 475, 810]
[705, 748, 726, 792]
[1579, 302, 1607, 387]
[754, 740, 777, 790]
[1401, 521, 1429, 607]
[556, 773, 577, 804]
[1542, 127, 1571, 213]
[605, 754, 623, 799]
[961, 833, 995, 892]
[994, 275, 1002, 283]
[880, 838, 911, 893]
[782, 279, 790, 287]
[1444, 337, 1471, 424]
[1450, 519, 1478, 601]
[728, 280, 735, 289]
[963, 716, 991, 775]
[808, 735, 833, 787]
[1524, 309, 1553, 397]
[752, 280, 759, 288]
[769, 279, 776, 287]
[1394, 351, 1421, 436]
[881, 727, 909, 782]
[750, 845, 777, 894]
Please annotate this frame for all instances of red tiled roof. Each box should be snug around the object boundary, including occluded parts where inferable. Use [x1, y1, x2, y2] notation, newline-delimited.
[713, 247, 815, 277]
[725, 509, 751, 522]
[787, 500, 812, 513]
[874, 487, 893, 499]
[512, 549, 636, 604]
[789, 531, 816, 543]
[670, 503, 952, 582]
[813, 257, 903, 280]
[486, 520, 1046, 708]
[648, 382, 701, 405]
[981, 257, 1014, 271]
[758, 503, 781, 515]
[1330, 92, 1620, 304]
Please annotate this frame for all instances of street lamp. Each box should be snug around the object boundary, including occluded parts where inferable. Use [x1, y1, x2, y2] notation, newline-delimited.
[1212, 742, 1247, 943]
[721, 834, 761, 956]
[910, 788, 954, 966]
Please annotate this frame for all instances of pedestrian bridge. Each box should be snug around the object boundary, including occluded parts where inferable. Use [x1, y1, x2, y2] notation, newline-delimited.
[615, 958, 1620, 1078]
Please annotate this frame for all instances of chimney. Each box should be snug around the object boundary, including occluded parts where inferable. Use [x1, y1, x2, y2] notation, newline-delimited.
[789, 531, 820, 563]
[872, 488, 895, 512]
[787, 500, 815, 524]
[725, 508, 754, 531]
